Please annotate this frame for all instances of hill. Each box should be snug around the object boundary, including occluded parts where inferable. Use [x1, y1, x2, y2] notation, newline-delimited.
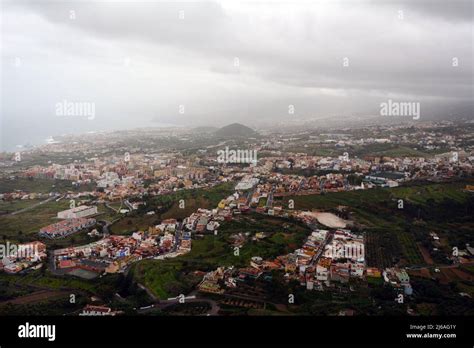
[214, 123, 258, 138]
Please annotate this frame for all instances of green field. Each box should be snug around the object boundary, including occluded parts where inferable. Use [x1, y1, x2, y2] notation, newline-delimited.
[0, 198, 103, 247]
[155, 182, 236, 219]
[0, 199, 71, 241]
[96, 203, 121, 222]
[0, 269, 110, 311]
[280, 180, 472, 213]
[109, 214, 160, 235]
[0, 199, 44, 214]
[0, 177, 96, 194]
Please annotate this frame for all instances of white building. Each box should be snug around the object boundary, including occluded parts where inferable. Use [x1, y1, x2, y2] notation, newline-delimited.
[57, 205, 98, 219]
[97, 172, 120, 188]
[79, 305, 117, 316]
[316, 264, 329, 281]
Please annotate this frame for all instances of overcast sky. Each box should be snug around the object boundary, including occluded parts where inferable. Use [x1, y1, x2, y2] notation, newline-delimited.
[1, 0, 473, 150]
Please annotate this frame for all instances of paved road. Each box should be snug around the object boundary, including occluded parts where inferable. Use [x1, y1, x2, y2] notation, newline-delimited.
[319, 178, 326, 193]
[97, 218, 119, 236]
[266, 189, 274, 208]
[246, 187, 256, 206]
[124, 199, 134, 211]
[172, 221, 184, 252]
[312, 231, 333, 265]
[137, 283, 158, 302]
[134, 284, 220, 316]
[138, 297, 220, 316]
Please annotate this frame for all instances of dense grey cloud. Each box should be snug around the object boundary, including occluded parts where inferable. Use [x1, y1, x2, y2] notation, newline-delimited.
[388, 0, 473, 22]
[1, 0, 473, 150]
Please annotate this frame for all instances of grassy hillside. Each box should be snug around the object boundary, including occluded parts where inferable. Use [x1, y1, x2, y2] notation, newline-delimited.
[0, 177, 96, 193]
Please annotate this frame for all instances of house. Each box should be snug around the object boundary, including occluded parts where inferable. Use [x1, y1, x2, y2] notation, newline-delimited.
[350, 263, 365, 277]
[218, 200, 226, 209]
[196, 217, 209, 232]
[316, 257, 331, 281]
[330, 263, 350, 283]
[238, 267, 262, 280]
[383, 267, 413, 296]
[250, 256, 263, 269]
[366, 267, 381, 277]
[4, 263, 23, 274]
[206, 221, 220, 232]
[79, 305, 118, 316]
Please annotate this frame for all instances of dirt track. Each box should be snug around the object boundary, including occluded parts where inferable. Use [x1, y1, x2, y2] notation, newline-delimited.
[0, 290, 69, 305]
[417, 243, 434, 265]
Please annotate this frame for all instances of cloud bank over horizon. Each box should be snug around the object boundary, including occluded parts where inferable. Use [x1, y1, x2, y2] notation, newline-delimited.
[1, 0, 473, 149]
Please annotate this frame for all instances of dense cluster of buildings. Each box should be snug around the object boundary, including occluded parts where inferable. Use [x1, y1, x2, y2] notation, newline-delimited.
[53, 229, 190, 275]
[8, 152, 232, 202]
[0, 241, 47, 274]
[39, 218, 96, 239]
[276, 228, 366, 290]
[258, 148, 473, 179]
[2, 124, 472, 207]
[1, 122, 473, 315]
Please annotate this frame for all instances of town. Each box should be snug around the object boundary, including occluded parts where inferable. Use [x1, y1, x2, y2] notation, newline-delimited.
[0, 121, 473, 317]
